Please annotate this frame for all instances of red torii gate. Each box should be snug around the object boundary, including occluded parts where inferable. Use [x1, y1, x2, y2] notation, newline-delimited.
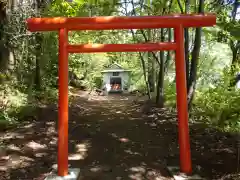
[27, 14, 216, 177]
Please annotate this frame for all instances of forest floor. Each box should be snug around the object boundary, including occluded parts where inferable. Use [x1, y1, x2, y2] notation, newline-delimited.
[0, 90, 239, 180]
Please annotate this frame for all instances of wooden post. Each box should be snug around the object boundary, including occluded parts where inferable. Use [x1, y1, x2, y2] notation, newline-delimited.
[58, 28, 69, 176]
[174, 25, 192, 174]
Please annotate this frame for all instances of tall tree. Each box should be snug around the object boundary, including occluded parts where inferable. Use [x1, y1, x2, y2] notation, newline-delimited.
[177, 0, 205, 107]
[156, 28, 165, 107]
[155, 0, 173, 107]
[33, 0, 46, 90]
[187, 0, 205, 106]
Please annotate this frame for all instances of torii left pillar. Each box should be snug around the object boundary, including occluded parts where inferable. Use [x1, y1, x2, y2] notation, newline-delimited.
[58, 28, 69, 176]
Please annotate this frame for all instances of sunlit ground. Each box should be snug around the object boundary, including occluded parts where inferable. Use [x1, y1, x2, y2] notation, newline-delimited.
[0, 91, 238, 179]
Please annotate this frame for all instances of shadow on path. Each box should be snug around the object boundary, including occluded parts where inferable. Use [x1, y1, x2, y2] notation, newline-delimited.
[0, 92, 238, 180]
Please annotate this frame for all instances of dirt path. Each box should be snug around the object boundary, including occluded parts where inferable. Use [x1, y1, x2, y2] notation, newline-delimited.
[0, 92, 239, 180]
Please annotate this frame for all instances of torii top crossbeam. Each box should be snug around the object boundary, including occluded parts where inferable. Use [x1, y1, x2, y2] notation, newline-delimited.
[27, 13, 216, 31]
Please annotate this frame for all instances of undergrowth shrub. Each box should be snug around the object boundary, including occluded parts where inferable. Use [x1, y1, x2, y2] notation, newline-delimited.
[164, 80, 176, 106]
[0, 82, 28, 127]
[163, 69, 240, 133]
[129, 75, 146, 93]
[194, 70, 240, 133]
[195, 87, 240, 132]
[0, 78, 58, 130]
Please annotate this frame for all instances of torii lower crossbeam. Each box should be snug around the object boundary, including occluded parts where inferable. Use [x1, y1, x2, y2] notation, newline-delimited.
[26, 14, 216, 178]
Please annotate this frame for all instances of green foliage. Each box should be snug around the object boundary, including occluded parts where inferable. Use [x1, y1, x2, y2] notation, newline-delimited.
[164, 80, 176, 106]
[0, 77, 58, 129]
[0, 81, 27, 126]
[194, 69, 240, 133]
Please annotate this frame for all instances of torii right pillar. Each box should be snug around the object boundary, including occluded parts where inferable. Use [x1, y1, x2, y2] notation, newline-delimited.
[174, 24, 191, 173]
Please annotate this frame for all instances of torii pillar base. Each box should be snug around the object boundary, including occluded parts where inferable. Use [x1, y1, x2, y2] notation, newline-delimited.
[44, 168, 80, 180]
[167, 166, 206, 180]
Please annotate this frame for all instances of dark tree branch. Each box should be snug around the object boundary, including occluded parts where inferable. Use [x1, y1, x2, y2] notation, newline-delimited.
[176, 0, 184, 13]
[130, 0, 160, 65]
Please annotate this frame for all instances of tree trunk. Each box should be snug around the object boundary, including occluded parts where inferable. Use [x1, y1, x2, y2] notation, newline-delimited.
[185, 0, 190, 90]
[0, 2, 13, 74]
[187, 0, 204, 107]
[0, 2, 6, 40]
[35, 33, 42, 90]
[148, 52, 155, 92]
[140, 52, 151, 99]
[164, 28, 172, 74]
[129, 28, 151, 98]
[147, 28, 155, 93]
[34, 0, 45, 91]
[152, 49, 156, 92]
[231, 44, 239, 66]
[9, 0, 17, 10]
[156, 28, 165, 107]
